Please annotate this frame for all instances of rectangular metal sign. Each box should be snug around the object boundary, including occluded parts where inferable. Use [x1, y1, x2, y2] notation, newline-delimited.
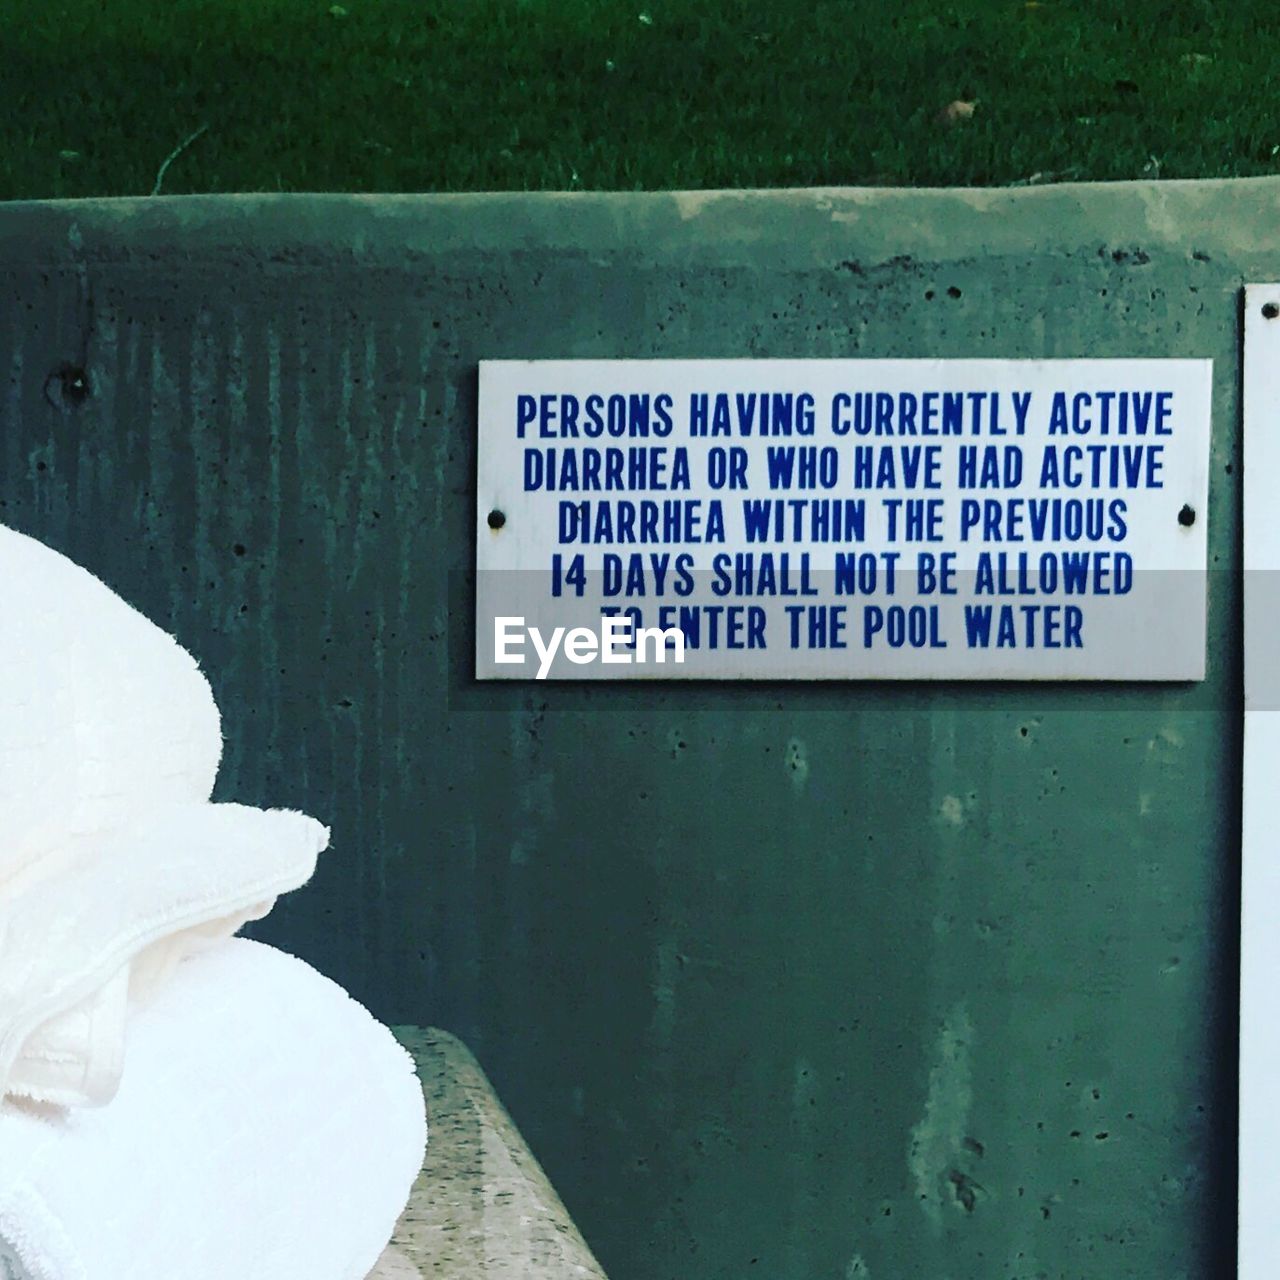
[476, 359, 1212, 680]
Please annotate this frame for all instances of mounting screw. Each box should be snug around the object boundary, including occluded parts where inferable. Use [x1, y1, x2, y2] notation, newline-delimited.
[1264, 302, 1280, 320]
[487, 509, 506, 530]
[1177, 504, 1196, 527]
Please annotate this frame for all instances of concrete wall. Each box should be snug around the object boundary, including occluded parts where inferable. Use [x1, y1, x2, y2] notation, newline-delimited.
[0, 180, 1261, 1278]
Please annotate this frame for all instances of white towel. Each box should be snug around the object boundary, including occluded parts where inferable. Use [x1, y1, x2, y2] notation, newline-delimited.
[0, 525, 222, 884]
[0, 525, 330, 1106]
[0, 938, 427, 1280]
[2, 802, 326, 1107]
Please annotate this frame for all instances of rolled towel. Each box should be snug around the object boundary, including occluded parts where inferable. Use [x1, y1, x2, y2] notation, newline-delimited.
[0, 938, 427, 1280]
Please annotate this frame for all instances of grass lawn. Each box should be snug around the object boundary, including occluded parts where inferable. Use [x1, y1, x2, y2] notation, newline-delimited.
[1, 0, 1279, 199]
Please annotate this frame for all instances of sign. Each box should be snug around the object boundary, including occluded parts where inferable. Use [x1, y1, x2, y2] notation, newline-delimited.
[476, 359, 1212, 680]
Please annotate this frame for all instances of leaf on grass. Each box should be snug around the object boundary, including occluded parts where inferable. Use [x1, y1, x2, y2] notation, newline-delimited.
[936, 100, 977, 127]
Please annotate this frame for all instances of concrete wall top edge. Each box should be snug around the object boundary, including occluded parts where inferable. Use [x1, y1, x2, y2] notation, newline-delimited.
[3, 177, 1280, 275]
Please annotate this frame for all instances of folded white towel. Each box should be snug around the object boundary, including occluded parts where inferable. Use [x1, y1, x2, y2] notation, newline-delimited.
[2, 802, 326, 1107]
[0, 938, 427, 1280]
[0, 525, 223, 884]
[0, 526, 331, 1106]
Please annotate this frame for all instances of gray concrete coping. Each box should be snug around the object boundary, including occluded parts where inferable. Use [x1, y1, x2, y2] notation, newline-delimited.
[3, 178, 1280, 276]
[368, 1029, 607, 1279]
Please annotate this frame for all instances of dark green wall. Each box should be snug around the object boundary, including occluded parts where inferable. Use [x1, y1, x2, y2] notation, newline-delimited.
[0, 183, 1253, 1278]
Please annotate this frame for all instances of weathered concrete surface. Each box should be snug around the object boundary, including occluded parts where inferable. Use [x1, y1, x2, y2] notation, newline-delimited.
[0, 181, 1260, 1278]
[370, 1028, 606, 1278]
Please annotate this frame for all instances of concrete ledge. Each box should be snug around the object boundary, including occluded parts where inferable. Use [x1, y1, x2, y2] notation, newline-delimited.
[370, 1029, 607, 1279]
[4, 178, 1280, 274]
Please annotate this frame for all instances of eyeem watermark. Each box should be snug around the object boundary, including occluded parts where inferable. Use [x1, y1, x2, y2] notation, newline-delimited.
[493, 615, 686, 679]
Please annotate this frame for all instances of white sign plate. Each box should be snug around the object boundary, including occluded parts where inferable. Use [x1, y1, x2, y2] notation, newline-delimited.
[476, 359, 1212, 681]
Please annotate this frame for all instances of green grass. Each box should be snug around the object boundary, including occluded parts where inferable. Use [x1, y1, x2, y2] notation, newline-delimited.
[2, 0, 1279, 199]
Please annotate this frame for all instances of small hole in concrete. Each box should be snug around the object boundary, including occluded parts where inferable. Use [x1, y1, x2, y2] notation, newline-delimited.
[487, 509, 506, 530]
[44, 363, 92, 411]
[59, 365, 91, 404]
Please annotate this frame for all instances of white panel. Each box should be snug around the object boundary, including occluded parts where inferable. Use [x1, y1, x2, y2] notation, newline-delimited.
[1241, 284, 1280, 1278]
